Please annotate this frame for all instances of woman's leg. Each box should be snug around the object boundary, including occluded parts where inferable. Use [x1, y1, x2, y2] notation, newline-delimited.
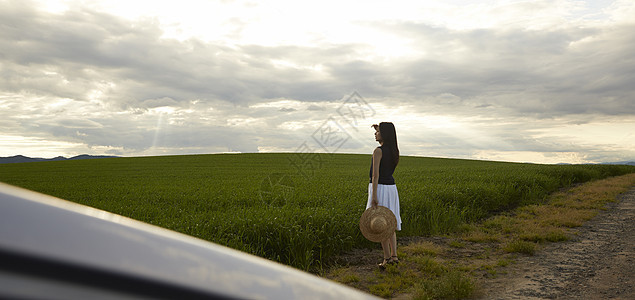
[389, 232, 398, 262]
[378, 237, 392, 268]
[379, 239, 390, 270]
[380, 239, 391, 260]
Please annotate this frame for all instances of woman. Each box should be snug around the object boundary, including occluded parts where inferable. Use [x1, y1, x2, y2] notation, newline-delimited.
[368, 122, 401, 269]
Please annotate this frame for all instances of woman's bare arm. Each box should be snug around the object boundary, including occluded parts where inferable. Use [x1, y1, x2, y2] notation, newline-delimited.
[371, 147, 382, 207]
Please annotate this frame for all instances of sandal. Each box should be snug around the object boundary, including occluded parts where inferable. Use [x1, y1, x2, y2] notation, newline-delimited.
[389, 255, 399, 265]
[378, 257, 390, 270]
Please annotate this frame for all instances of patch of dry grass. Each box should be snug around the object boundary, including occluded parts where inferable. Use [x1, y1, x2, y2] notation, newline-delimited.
[462, 230, 502, 243]
[401, 241, 444, 257]
[503, 240, 537, 255]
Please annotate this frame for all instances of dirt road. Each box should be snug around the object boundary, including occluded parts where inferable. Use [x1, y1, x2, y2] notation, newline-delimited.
[479, 187, 635, 299]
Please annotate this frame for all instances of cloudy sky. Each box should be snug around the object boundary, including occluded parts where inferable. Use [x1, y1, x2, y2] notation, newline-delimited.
[1, 0, 633, 164]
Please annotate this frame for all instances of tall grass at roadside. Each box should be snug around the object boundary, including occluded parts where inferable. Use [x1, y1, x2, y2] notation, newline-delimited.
[0, 153, 633, 271]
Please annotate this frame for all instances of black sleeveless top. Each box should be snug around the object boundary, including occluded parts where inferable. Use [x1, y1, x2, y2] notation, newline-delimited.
[369, 145, 396, 185]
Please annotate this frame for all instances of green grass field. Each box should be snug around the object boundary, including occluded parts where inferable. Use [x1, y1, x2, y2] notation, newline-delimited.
[1, 153, 633, 271]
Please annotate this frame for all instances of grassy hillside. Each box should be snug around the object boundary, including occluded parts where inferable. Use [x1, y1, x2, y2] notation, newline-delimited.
[1, 153, 633, 271]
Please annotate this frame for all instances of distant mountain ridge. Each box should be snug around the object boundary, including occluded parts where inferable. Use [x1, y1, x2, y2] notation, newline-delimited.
[0, 155, 118, 164]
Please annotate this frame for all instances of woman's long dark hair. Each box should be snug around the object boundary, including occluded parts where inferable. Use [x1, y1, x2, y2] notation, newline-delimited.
[377, 122, 399, 166]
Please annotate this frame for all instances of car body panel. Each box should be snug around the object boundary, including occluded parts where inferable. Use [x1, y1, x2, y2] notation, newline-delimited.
[0, 182, 377, 299]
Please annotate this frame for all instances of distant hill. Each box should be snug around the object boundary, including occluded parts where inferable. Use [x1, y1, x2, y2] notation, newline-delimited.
[0, 155, 118, 164]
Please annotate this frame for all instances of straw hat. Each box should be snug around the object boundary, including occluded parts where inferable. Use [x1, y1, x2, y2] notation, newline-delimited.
[359, 206, 397, 242]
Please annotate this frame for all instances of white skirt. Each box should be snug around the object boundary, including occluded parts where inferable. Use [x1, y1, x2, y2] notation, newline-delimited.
[367, 183, 402, 231]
